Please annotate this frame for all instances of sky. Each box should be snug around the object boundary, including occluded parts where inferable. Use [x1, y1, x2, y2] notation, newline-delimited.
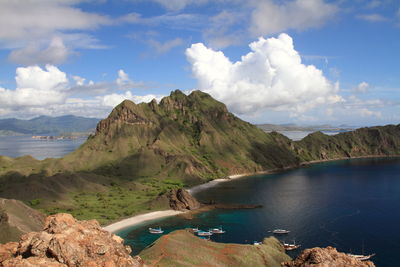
[0, 0, 399, 126]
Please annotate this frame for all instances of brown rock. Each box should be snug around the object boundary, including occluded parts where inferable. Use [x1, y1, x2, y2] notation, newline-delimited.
[0, 213, 144, 267]
[168, 189, 201, 211]
[282, 246, 375, 267]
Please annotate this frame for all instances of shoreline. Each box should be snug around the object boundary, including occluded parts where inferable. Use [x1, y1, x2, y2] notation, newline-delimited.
[105, 155, 400, 234]
[103, 210, 183, 233]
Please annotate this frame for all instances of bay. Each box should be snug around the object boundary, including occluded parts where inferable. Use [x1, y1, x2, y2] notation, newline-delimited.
[118, 158, 400, 267]
[0, 135, 87, 159]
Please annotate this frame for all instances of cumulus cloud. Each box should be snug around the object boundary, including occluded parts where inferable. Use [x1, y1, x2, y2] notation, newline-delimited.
[353, 82, 369, 93]
[0, 65, 68, 108]
[0, 65, 162, 118]
[186, 33, 342, 115]
[116, 70, 131, 86]
[250, 0, 338, 36]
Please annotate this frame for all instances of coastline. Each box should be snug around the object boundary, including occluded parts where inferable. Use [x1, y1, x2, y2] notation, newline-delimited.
[103, 210, 183, 233]
[105, 155, 400, 234]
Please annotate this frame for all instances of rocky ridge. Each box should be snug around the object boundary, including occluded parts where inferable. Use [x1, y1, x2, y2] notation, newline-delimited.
[167, 188, 201, 211]
[282, 246, 375, 267]
[0, 213, 144, 267]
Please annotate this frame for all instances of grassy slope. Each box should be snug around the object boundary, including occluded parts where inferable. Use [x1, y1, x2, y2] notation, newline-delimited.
[139, 230, 290, 267]
[0, 90, 398, 225]
[0, 198, 45, 243]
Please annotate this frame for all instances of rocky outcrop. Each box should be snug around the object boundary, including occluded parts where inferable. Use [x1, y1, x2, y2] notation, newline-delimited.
[282, 246, 375, 267]
[0, 213, 144, 267]
[168, 189, 201, 211]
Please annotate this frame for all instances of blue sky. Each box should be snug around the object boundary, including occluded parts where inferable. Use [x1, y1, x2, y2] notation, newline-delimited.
[0, 0, 399, 126]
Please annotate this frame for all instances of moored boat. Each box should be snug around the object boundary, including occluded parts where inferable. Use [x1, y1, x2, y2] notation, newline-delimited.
[347, 253, 376, 261]
[149, 227, 164, 234]
[271, 229, 290, 234]
[197, 230, 213, 236]
[209, 227, 226, 234]
[191, 227, 199, 232]
[282, 241, 301, 251]
[253, 241, 262, 245]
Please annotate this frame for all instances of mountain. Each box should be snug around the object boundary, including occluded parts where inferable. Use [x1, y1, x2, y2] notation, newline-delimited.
[0, 115, 99, 135]
[0, 90, 399, 226]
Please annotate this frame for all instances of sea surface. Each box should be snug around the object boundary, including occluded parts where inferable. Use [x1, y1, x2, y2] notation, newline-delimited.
[118, 158, 400, 266]
[0, 135, 87, 159]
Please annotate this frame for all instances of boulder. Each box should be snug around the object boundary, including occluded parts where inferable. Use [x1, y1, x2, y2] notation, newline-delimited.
[168, 189, 201, 211]
[0, 213, 144, 267]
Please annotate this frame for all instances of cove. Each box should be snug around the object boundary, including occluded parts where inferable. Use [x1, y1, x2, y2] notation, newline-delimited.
[117, 158, 400, 267]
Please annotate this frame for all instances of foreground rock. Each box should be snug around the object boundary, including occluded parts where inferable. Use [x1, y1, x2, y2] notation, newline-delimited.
[168, 189, 201, 211]
[0, 198, 46, 243]
[0, 213, 144, 267]
[282, 246, 375, 267]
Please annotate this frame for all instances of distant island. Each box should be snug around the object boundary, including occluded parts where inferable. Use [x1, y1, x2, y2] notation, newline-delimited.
[0, 115, 99, 136]
[257, 123, 355, 132]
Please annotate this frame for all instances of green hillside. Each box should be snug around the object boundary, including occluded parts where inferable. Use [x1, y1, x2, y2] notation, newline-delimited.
[0, 90, 399, 225]
[139, 230, 290, 267]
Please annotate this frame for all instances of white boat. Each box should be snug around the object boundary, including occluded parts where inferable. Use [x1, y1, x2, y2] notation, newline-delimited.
[271, 229, 290, 234]
[149, 227, 164, 234]
[282, 241, 301, 251]
[347, 253, 375, 261]
[197, 231, 213, 236]
[209, 227, 226, 234]
[191, 227, 199, 232]
[253, 241, 262, 245]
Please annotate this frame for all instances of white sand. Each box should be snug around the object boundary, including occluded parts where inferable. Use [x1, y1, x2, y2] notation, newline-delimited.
[103, 210, 183, 233]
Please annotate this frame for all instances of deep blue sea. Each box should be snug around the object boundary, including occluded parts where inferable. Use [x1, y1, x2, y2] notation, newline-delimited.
[0, 136, 87, 159]
[118, 158, 400, 267]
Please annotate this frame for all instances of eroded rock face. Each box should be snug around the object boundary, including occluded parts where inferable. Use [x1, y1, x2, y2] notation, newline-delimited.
[168, 189, 201, 211]
[282, 246, 375, 267]
[0, 213, 144, 267]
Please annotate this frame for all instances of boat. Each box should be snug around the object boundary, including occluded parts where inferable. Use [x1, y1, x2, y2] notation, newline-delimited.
[253, 241, 262, 245]
[209, 227, 226, 234]
[347, 253, 376, 261]
[282, 241, 301, 251]
[197, 231, 213, 236]
[148, 227, 164, 234]
[270, 229, 290, 234]
[191, 227, 199, 232]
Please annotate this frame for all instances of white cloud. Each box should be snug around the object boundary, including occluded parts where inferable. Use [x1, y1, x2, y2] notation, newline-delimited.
[8, 36, 70, 65]
[116, 69, 131, 86]
[186, 33, 342, 115]
[100, 91, 162, 107]
[0, 65, 161, 118]
[0, 65, 68, 108]
[250, 0, 338, 36]
[356, 13, 388, 22]
[0, 0, 110, 64]
[354, 82, 369, 93]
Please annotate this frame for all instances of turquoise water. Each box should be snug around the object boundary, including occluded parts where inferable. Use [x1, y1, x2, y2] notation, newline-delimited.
[118, 158, 400, 266]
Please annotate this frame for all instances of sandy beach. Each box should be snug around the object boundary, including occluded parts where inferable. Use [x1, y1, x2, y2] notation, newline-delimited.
[103, 210, 183, 233]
